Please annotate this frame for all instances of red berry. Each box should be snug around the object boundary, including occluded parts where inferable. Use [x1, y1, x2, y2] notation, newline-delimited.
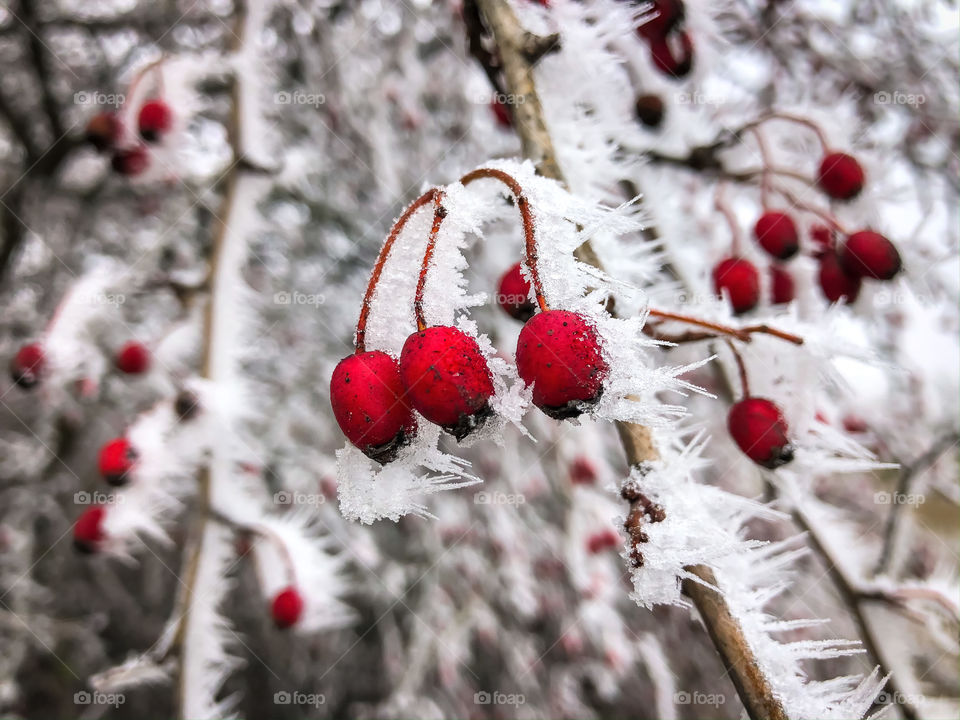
[516, 310, 608, 419]
[111, 146, 149, 176]
[649, 30, 694, 79]
[497, 262, 535, 321]
[570, 456, 598, 485]
[490, 97, 512, 129]
[810, 224, 835, 256]
[770, 265, 795, 304]
[138, 99, 173, 142]
[271, 586, 304, 629]
[635, 93, 665, 128]
[818, 250, 861, 303]
[636, 0, 685, 40]
[98, 437, 138, 486]
[817, 152, 865, 200]
[712, 258, 760, 314]
[74, 506, 107, 553]
[330, 351, 417, 463]
[9, 342, 45, 389]
[839, 231, 902, 280]
[843, 415, 868, 433]
[727, 397, 794, 469]
[400, 326, 495, 440]
[753, 211, 799, 260]
[586, 529, 621, 554]
[115, 341, 151, 374]
[85, 112, 120, 152]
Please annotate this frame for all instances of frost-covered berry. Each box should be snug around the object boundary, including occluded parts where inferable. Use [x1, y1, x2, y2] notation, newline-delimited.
[636, 0, 685, 40]
[490, 97, 512, 129]
[634, 93, 665, 128]
[400, 327, 495, 440]
[331, 351, 417, 463]
[9, 342, 45, 389]
[586, 529, 621, 554]
[516, 310, 608, 419]
[727, 397, 794, 469]
[817, 152, 865, 200]
[649, 30, 694, 79]
[85, 112, 119, 152]
[570, 456, 597, 485]
[115, 341, 151, 374]
[98, 437, 138, 486]
[73, 506, 107, 553]
[138, 99, 173, 142]
[111, 146, 149, 176]
[753, 211, 799, 260]
[271, 586, 304, 629]
[818, 250, 861, 303]
[497, 262, 535, 321]
[839, 231, 902, 280]
[712, 258, 760, 314]
[770, 265, 795, 305]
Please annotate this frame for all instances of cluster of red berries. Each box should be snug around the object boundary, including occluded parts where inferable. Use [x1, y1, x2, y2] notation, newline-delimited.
[8, 340, 152, 390]
[636, 0, 693, 79]
[713, 150, 901, 314]
[84, 98, 173, 176]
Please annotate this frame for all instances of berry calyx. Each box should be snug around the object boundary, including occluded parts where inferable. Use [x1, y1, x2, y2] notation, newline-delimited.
[753, 211, 799, 260]
[727, 397, 794, 469]
[9, 342, 45, 389]
[817, 152, 865, 200]
[115, 341, 151, 374]
[330, 351, 416, 463]
[636, 0, 685, 40]
[85, 112, 119, 152]
[839, 231, 902, 280]
[516, 310, 608, 419]
[635, 94, 665, 128]
[73, 506, 107, 553]
[490, 97, 512, 129]
[174, 389, 201, 421]
[271, 586, 304, 629]
[138, 99, 173, 142]
[98, 437, 138, 486]
[399, 326, 495, 440]
[818, 250, 861, 303]
[497, 262, 535, 322]
[649, 30, 694, 79]
[770, 265, 795, 305]
[712, 258, 760, 314]
[111, 146, 149, 176]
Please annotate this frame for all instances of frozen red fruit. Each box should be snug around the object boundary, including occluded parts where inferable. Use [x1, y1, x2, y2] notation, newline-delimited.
[635, 93, 665, 128]
[111, 146, 149, 176]
[497, 262, 535, 321]
[98, 437, 138, 486]
[712, 258, 760, 314]
[770, 265, 795, 305]
[818, 250, 861, 303]
[636, 0, 685, 40]
[586, 529, 621, 554]
[490, 97, 512, 129]
[115, 341, 151, 374]
[843, 415, 868, 433]
[10, 342, 45, 389]
[516, 310, 608, 419]
[330, 351, 416, 463]
[817, 152, 865, 200]
[570, 456, 598, 485]
[400, 326, 495, 440]
[839, 231, 902, 280]
[727, 397, 794, 469]
[85, 112, 120, 152]
[810, 225, 835, 256]
[74, 506, 107, 553]
[138, 99, 173, 142]
[649, 30, 694, 79]
[271, 586, 304, 629]
[753, 211, 799, 260]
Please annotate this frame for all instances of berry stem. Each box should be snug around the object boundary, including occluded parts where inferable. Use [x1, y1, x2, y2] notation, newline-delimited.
[748, 127, 773, 209]
[460, 167, 550, 312]
[745, 112, 830, 152]
[771, 183, 849, 234]
[413, 192, 449, 331]
[208, 506, 298, 586]
[725, 339, 751, 397]
[714, 184, 742, 254]
[647, 308, 804, 345]
[355, 188, 439, 353]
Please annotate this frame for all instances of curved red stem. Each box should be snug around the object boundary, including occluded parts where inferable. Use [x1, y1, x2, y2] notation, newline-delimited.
[725, 339, 751, 398]
[413, 192, 448, 331]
